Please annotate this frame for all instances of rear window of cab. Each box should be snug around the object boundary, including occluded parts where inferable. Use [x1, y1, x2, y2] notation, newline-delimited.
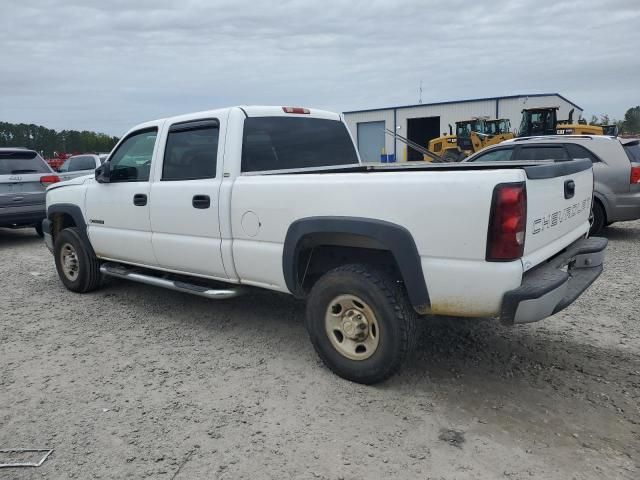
[241, 117, 359, 172]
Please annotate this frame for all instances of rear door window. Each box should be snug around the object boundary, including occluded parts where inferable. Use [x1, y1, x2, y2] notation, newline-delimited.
[468, 147, 514, 162]
[565, 144, 600, 162]
[241, 117, 359, 172]
[162, 120, 219, 181]
[70, 156, 97, 171]
[517, 146, 569, 161]
[0, 150, 50, 175]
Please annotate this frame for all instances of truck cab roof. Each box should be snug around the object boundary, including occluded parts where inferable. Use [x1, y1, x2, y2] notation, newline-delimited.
[125, 106, 341, 136]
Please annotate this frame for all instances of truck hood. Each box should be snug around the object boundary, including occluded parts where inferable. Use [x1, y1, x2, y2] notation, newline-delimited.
[47, 174, 93, 192]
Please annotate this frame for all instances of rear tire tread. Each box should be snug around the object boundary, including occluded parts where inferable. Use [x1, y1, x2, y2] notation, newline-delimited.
[305, 263, 417, 384]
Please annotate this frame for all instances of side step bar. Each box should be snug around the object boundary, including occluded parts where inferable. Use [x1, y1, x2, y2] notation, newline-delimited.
[100, 262, 245, 299]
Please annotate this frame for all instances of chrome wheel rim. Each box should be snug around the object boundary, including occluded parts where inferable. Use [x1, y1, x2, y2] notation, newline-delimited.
[60, 243, 79, 281]
[325, 294, 380, 360]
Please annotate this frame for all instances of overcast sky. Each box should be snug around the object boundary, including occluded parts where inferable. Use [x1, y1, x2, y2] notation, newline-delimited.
[1, 0, 638, 135]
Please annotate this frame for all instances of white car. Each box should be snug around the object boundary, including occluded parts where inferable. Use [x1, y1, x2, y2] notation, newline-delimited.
[42, 106, 607, 383]
[57, 154, 103, 181]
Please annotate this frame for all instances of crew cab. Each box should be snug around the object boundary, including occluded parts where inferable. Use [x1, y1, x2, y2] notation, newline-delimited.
[43, 106, 607, 384]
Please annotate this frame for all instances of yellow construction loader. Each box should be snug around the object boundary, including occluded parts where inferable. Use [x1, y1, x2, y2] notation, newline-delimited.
[518, 107, 616, 137]
[426, 117, 514, 162]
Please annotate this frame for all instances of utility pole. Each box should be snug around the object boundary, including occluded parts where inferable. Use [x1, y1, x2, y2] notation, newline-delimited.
[419, 80, 423, 104]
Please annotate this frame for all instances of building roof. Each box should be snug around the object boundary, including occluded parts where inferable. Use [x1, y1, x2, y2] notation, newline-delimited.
[343, 93, 582, 115]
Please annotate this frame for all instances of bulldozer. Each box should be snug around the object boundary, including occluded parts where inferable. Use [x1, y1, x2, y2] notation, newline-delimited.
[426, 117, 514, 162]
[518, 107, 615, 137]
[426, 123, 457, 159]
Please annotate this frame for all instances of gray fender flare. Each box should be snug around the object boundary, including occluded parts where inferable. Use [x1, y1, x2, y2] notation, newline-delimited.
[282, 216, 430, 311]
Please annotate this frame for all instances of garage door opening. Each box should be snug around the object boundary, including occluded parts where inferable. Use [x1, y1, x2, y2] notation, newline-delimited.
[406, 116, 440, 161]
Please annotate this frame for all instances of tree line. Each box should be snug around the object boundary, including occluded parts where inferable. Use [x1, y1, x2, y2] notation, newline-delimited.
[586, 106, 640, 134]
[0, 121, 119, 158]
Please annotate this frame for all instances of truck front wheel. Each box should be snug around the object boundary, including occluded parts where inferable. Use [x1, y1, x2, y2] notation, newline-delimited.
[54, 227, 102, 293]
[305, 264, 417, 384]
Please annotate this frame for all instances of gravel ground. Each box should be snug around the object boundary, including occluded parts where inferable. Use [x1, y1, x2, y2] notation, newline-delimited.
[1, 223, 638, 479]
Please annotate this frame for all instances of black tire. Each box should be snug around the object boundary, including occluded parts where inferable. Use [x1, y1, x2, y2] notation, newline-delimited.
[441, 150, 460, 163]
[590, 201, 606, 236]
[305, 264, 417, 384]
[53, 227, 102, 293]
[34, 222, 44, 237]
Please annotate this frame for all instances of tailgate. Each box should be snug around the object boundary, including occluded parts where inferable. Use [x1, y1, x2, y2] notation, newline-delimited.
[0, 173, 47, 208]
[521, 159, 593, 271]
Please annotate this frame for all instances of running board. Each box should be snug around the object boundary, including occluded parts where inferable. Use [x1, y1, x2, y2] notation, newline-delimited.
[100, 263, 244, 299]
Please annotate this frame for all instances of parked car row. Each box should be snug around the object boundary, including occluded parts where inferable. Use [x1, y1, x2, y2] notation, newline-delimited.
[463, 135, 640, 234]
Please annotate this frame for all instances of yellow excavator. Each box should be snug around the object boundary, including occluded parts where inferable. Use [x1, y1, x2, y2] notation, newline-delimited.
[426, 117, 514, 162]
[518, 107, 618, 137]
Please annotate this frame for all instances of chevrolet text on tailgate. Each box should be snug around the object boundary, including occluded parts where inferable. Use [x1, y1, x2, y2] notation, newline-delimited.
[42, 106, 607, 384]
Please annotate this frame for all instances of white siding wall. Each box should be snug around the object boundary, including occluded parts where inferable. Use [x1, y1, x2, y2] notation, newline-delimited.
[344, 94, 583, 162]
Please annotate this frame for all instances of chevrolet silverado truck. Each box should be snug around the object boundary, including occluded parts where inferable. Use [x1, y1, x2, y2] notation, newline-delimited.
[43, 106, 607, 384]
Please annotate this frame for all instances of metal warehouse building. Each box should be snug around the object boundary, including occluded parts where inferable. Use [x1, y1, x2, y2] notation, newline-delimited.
[343, 93, 582, 162]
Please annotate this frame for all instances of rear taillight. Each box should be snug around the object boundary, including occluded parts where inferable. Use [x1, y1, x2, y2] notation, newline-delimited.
[630, 166, 640, 184]
[40, 175, 60, 187]
[282, 106, 310, 114]
[486, 183, 527, 261]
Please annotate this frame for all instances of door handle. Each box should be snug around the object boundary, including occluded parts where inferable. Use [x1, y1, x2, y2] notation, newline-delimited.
[133, 193, 147, 206]
[564, 180, 575, 199]
[192, 194, 211, 209]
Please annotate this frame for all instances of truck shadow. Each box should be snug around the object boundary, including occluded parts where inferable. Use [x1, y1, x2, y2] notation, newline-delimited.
[97, 279, 640, 453]
[102, 278, 638, 397]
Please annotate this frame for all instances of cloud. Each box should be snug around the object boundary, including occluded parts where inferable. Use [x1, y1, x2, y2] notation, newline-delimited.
[1, 0, 638, 134]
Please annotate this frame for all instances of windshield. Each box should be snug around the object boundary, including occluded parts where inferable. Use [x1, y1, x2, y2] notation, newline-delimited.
[0, 150, 50, 175]
[520, 110, 555, 135]
[487, 119, 511, 134]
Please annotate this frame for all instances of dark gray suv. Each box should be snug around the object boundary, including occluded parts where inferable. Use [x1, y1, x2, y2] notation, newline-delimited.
[464, 136, 640, 234]
[0, 148, 59, 236]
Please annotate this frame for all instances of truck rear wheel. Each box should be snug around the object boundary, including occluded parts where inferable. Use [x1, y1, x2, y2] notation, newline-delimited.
[589, 201, 606, 236]
[305, 264, 417, 384]
[54, 227, 102, 293]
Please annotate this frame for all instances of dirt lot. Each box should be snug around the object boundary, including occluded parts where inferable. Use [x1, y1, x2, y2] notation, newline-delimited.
[1, 223, 638, 479]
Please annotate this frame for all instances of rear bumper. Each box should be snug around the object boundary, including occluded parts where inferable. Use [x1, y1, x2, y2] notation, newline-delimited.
[607, 190, 640, 222]
[500, 237, 607, 324]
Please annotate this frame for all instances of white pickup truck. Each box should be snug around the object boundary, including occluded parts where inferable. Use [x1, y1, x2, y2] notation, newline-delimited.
[43, 106, 607, 384]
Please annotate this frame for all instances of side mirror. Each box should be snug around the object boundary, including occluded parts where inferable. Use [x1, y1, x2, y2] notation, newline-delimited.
[95, 161, 111, 183]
